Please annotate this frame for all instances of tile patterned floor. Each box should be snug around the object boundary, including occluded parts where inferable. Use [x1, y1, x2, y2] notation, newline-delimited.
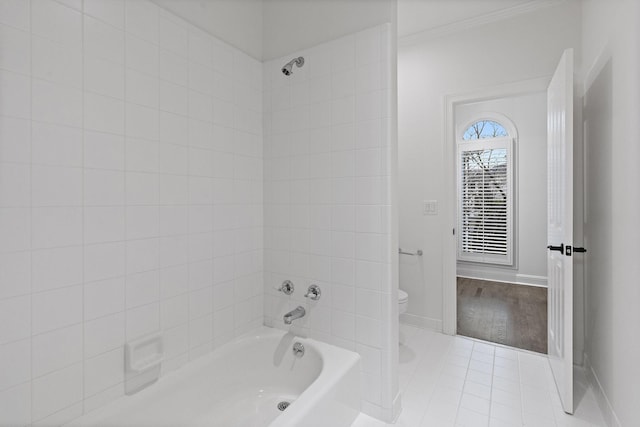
[351, 324, 606, 427]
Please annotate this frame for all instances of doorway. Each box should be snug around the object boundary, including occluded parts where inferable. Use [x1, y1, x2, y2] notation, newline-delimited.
[446, 87, 550, 353]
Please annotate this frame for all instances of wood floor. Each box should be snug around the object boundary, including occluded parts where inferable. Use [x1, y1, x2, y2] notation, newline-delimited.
[457, 277, 548, 354]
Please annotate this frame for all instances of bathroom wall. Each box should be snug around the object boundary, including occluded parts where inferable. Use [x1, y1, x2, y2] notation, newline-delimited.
[0, 1, 262, 425]
[397, 0, 581, 331]
[581, 0, 640, 425]
[262, 24, 399, 420]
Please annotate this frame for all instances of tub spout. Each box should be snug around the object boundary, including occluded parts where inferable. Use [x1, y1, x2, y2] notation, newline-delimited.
[283, 306, 306, 325]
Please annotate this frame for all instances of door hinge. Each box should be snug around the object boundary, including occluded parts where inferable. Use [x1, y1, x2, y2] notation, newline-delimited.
[453, 228, 455, 236]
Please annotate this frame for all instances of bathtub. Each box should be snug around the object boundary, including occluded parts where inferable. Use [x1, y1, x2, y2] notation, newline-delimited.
[66, 327, 361, 427]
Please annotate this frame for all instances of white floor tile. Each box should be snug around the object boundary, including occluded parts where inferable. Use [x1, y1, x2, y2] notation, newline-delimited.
[422, 401, 458, 426]
[492, 376, 520, 394]
[490, 401, 523, 424]
[463, 380, 492, 400]
[448, 353, 471, 368]
[489, 417, 517, 427]
[430, 385, 462, 406]
[450, 346, 473, 358]
[471, 350, 494, 364]
[493, 363, 519, 380]
[350, 326, 607, 427]
[442, 363, 469, 379]
[437, 374, 466, 391]
[350, 413, 387, 427]
[469, 359, 494, 375]
[491, 387, 522, 409]
[523, 410, 557, 426]
[472, 341, 495, 355]
[456, 407, 490, 426]
[460, 393, 491, 416]
[494, 347, 518, 360]
[466, 369, 492, 387]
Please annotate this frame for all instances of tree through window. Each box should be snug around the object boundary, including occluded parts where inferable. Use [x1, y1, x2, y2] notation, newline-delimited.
[463, 120, 508, 140]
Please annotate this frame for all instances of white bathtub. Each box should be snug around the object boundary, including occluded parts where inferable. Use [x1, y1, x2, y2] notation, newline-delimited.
[66, 327, 361, 427]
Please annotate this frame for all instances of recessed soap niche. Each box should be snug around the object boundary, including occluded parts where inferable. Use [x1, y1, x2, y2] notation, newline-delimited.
[125, 333, 164, 395]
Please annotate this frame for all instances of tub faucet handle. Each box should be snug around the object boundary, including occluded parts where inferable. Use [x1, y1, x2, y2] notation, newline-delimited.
[304, 284, 321, 301]
[277, 280, 294, 295]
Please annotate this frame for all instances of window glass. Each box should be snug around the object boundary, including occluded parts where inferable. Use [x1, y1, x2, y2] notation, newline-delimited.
[462, 120, 508, 140]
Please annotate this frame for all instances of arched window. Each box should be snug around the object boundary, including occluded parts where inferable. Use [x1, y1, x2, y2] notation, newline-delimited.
[457, 116, 515, 266]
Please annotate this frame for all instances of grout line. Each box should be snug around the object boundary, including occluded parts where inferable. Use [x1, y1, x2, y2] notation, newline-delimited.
[487, 345, 496, 422]
[122, 0, 128, 350]
[28, 0, 35, 423]
[154, 0, 162, 357]
[185, 16, 192, 360]
[80, 0, 87, 414]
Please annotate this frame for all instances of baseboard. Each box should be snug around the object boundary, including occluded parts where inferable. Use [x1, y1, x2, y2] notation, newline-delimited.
[399, 313, 442, 332]
[456, 267, 548, 287]
[360, 401, 382, 421]
[584, 354, 622, 427]
[362, 400, 400, 423]
[391, 390, 402, 423]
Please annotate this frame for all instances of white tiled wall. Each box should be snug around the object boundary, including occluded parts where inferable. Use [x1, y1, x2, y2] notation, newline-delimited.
[0, 0, 262, 425]
[262, 24, 397, 420]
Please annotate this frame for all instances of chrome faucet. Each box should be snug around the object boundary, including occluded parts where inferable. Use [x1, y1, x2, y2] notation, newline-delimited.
[283, 306, 306, 325]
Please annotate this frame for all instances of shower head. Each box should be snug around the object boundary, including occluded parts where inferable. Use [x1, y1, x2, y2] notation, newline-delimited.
[282, 57, 304, 76]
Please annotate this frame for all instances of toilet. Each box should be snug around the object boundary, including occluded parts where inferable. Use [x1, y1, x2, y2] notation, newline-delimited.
[398, 289, 409, 314]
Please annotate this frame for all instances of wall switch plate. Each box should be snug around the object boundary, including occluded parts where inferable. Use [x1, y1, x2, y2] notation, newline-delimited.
[423, 200, 437, 215]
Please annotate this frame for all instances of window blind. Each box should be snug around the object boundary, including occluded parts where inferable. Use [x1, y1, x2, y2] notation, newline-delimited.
[457, 139, 513, 265]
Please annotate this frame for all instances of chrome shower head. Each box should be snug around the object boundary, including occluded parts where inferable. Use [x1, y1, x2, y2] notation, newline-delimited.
[282, 57, 304, 76]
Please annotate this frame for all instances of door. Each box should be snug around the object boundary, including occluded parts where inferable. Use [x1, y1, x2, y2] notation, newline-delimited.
[547, 48, 574, 414]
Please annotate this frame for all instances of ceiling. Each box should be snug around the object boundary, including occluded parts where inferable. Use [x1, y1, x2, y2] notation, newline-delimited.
[154, 0, 264, 60]
[398, 0, 541, 38]
[155, 0, 552, 60]
[262, 0, 396, 60]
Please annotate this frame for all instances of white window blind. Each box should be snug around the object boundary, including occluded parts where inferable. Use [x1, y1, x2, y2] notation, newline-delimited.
[457, 137, 513, 265]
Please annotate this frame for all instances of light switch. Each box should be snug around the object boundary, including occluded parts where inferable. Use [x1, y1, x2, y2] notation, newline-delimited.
[423, 200, 437, 215]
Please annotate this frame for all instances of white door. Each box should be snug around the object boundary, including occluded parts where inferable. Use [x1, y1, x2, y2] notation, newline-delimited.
[547, 48, 574, 414]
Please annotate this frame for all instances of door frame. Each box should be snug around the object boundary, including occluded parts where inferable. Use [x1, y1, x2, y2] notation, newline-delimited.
[441, 77, 552, 335]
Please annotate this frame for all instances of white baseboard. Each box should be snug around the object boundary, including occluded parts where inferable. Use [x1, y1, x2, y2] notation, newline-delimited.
[584, 354, 621, 427]
[362, 400, 399, 423]
[456, 267, 547, 287]
[360, 401, 382, 421]
[399, 313, 442, 332]
[364, 385, 402, 423]
[391, 391, 402, 423]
